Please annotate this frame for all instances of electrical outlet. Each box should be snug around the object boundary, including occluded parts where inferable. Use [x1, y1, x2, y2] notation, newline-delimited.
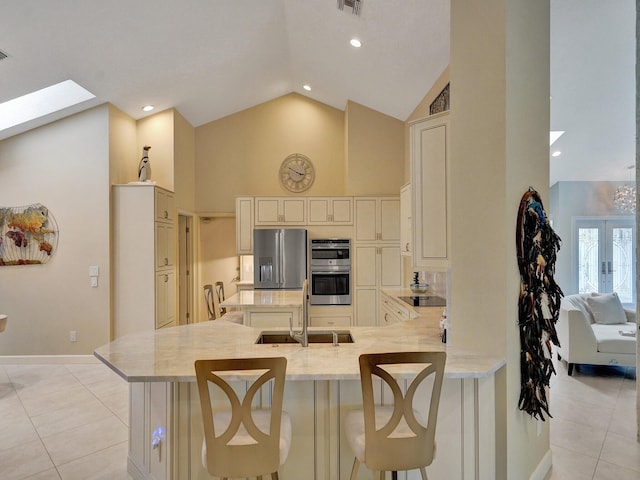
[70, 330, 77, 342]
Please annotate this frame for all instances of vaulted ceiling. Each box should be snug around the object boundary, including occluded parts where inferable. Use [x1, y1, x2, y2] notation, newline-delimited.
[1, 0, 634, 185]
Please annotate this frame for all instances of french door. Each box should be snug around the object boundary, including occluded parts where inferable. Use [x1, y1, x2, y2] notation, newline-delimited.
[575, 217, 635, 305]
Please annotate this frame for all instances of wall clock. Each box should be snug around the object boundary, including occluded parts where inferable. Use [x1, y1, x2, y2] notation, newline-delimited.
[279, 153, 315, 193]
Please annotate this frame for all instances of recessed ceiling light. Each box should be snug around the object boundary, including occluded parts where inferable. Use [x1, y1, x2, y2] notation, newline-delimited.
[350, 38, 362, 48]
[142, 105, 155, 112]
[0, 80, 95, 132]
[303, 85, 311, 91]
[551, 151, 562, 157]
[549, 131, 564, 146]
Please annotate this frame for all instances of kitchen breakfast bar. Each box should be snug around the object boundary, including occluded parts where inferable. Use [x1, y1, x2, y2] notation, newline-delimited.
[95, 293, 505, 480]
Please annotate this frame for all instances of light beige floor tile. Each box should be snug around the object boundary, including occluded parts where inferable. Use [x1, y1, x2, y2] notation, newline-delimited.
[608, 401, 638, 440]
[550, 391, 614, 431]
[18, 384, 98, 417]
[593, 459, 640, 480]
[41, 415, 128, 466]
[547, 444, 596, 480]
[550, 417, 607, 458]
[65, 364, 120, 387]
[5, 365, 72, 385]
[0, 389, 26, 420]
[57, 442, 130, 480]
[0, 439, 55, 480]
[0, 411, 40, 452]
[31, 398, 115, 438]
[23, 468, 62, 480]
[14, 372, 82, 399]
[599, 431, 640, 473]
[551, 376, 622, 409]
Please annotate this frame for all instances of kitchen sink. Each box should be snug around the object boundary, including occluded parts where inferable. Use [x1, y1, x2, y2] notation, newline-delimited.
[255, 330, 354, 344]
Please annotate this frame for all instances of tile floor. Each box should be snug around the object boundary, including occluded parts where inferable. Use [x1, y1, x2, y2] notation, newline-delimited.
[0, 357, 637, 480]
[548, 357, 639, 480]
[0, 361, 131, 480]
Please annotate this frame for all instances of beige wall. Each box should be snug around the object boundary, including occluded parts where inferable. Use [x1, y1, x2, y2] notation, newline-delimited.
[195, 93, 346, 213]
[174, 110, 196, 212]
[345, 101, 405, 195]
[137, 109, 176, 192]
[108, 104, 138, 185]
[0, 106, 112, 355]
[450, 1, 550, 478]
[194, 93, 405, 213]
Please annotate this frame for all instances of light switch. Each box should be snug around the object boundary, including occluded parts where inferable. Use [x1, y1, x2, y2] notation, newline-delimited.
[91, 277, 98, 287]
[89, 265, 99, 277]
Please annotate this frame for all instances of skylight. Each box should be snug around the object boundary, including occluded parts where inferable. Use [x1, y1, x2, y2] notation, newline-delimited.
[0, 80, 96, 132]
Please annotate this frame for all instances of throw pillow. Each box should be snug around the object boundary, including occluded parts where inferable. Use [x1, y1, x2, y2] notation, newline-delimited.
[585, 292, 627, 325]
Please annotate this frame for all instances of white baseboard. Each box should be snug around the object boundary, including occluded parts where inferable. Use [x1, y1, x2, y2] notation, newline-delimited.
[530, 449, 552, 480]
[0, 354, 99, 365]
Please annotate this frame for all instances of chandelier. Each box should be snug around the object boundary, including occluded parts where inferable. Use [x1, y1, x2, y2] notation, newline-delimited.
[614, 184, 636, 213]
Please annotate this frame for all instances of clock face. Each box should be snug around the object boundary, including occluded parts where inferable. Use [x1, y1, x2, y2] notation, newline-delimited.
[279, 154, 315, 193]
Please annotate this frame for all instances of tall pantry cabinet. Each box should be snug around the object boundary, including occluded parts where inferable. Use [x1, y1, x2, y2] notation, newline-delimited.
[113, 184, 176, 338]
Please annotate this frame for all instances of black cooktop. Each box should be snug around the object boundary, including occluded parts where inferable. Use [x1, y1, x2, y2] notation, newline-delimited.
[398, 295, 446, 307]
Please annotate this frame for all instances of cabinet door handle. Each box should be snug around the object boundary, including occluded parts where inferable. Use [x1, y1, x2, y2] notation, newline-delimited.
[164, 258, 169, 266]
[405, 242, 410, 251]
[164, 210, 168, 219]
[384, 313, 389, 323]
[164, 274, 168, 282]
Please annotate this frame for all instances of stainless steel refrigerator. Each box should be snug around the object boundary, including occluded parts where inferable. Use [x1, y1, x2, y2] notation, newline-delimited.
[253, 228, 307, 289]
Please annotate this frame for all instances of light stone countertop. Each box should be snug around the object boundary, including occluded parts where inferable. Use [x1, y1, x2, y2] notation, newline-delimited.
[94, 312, 505, 383]
[220, 289, 303, 308]
[381, 288, 447, 316]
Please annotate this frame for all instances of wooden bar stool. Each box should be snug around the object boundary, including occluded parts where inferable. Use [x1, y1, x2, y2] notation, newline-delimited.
[345, 351, 446, 480]
[203, 284, 216, 320]
[195, 356, 291, 480]
[215, 281, 244, 324]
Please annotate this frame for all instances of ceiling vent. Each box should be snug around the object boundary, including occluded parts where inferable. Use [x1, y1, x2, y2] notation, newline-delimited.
[337, 0, 363, 15]
[0, 50, 8, 62]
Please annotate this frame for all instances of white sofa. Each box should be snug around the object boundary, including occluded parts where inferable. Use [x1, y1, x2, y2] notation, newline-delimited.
[555, 293, 637, 375]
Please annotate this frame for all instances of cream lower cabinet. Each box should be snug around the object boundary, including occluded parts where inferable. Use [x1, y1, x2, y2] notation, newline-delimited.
[354, 245, 401, 326]
[380, 291, 411, 325]
[127, 374, 497, 480]
[410, 112, 450, 269]
[308, 305, 352, 327]
[113, 184, 176, 337]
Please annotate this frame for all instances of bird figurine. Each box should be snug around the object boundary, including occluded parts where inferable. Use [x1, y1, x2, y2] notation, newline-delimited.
[138, 145, 152, 182]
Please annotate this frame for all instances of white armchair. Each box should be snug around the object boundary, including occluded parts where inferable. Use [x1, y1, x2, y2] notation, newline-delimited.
[555, 293, 637, 375]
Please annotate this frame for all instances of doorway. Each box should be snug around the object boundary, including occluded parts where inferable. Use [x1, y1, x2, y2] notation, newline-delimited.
[178, 214, 195, 324]
[574, 216, 635, 306]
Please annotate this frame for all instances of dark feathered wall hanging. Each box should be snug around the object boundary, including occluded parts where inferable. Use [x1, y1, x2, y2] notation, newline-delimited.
[516, 187, 563, 420]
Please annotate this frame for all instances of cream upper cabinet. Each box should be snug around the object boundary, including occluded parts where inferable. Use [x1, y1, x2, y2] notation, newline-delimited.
[354, 197, 400, 243]
[400, 184, 412, 256]
[307, 197, 353, 225]
[254, 197, 306, 225]
[410, 112, 450, 269]
[235, 197, 254, 255]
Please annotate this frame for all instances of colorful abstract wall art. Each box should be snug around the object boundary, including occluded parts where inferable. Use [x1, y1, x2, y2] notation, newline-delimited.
[0, 203, 59, 266]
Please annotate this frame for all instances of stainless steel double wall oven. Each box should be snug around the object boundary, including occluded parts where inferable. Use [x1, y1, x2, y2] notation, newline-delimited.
[309, 238, 351, 305]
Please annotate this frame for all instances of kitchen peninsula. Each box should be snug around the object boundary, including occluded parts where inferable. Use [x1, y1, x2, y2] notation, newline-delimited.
[220, 289, 303, 328]
[96, 307, 504, 480]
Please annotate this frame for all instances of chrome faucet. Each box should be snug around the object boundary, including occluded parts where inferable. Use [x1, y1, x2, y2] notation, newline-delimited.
[289, 279, 309, 347]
